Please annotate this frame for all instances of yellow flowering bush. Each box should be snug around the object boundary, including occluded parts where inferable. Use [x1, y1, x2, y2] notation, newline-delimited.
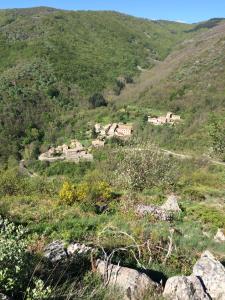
[76, 182, 89, 202]
[93, 181, 112, 201]
[59, 180, 113, 205]
[59, 182, 76, 205]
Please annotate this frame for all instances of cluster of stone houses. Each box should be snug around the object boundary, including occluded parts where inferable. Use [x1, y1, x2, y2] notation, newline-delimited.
[39, 140, 93, 163]
[91, 123, 133, 148]
[148, 112, 181, 126]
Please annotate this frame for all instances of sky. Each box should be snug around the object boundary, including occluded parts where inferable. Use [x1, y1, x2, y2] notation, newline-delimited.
[0, 0, 225, 23]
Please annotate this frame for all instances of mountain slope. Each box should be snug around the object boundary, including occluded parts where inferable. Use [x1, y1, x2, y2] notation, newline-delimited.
[0, 7, 199, 95]
[115, 21, 225, 153]
[0, 7, 224, 163]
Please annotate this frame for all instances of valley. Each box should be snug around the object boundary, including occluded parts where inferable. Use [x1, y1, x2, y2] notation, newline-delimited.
[0, 6, 225, 300]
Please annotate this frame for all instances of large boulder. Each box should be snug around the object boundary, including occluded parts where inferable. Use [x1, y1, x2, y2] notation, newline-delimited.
[96, 260, 159, 300]
[193, 251, 225, 299]
[163, 275, 210, 300]
[161, 194, 181, 212]
[164, 251, 225, 300]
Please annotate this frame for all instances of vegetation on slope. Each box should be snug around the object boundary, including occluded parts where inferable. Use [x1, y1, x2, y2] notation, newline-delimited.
[115, 20, 225, 155]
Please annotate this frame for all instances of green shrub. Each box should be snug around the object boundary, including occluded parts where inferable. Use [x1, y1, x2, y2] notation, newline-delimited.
[114, 145, 179, 191]
[0, 217, 52, 298]
[88, 93, 108, 109]
[0, 168, 25, 196]
[185, 204, 225, 229]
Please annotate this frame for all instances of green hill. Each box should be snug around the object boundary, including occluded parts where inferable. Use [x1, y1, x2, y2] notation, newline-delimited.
[0, 7, 224, 163]
[0, 7, 198, 95]
[115, 20, 225, 154]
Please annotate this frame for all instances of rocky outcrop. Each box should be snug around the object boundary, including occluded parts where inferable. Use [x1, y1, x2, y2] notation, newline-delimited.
[96, 260, 159, 300]
[214, 228, 225, 243]
[163, 275, 210, 300]
[43, 240, 93, 263]
[136, 204, 173, 221]
[67, 242, 92, 256]
[43, 240, 67, 263]
[193, 251, 225, 300]
[164, 251, 225, 300]
[136, 195, 181, 221]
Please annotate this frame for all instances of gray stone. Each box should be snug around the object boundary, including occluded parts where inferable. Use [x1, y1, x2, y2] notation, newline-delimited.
[96, 260, 158, 300]
[44, 241, 94, 264]
[136, 204, 172, 221]
[193, 251, 225, 299]
[43, 240, 67, 263]
[67, 242, 92, 256]
[163, 275, 210, 300]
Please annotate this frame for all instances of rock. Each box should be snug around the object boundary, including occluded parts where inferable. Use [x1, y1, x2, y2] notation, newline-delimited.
[163, 276, 210, 300]
[136, 204, 172, 221]
[163, 275, 210, 300]
[43, 240, 67, 263]
[67, 242, 92, 256]
[44, 241, 94, 263]
[193, 251, 225, 299]
[96, 260, 159, 300]
[95, 204, 108, 214]
[214, 229, 225, 243]
[161, 194, 181, 212]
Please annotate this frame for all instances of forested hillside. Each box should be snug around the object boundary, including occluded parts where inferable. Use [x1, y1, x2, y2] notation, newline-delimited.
[0, 7, 196, 163]
[0, 7, 224, 163]
[115, 19, 225, 155]
[1, 7, 225, 300]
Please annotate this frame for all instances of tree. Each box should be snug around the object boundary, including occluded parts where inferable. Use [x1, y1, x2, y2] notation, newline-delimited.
[88, 93, 108, 109]
[209, 114, 225, 158]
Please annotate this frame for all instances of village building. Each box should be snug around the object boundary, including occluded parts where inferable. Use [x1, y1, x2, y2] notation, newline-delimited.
[92, 139, 105, 148]
[94, 123, 133, 140]
[148, 112, 181, 126]
[116, 124, 133, 136]
[39, 140, 93, 163]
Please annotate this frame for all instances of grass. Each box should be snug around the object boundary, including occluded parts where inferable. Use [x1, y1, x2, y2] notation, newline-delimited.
[1, 151, 225, 299]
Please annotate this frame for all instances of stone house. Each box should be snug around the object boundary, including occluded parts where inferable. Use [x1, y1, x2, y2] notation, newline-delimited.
[92, 139, 105, 148]
[148, 112, 181, 125]
[116, 124, 133, 136]
[39, 140, 93, 163]
[94, 123, 133, 139]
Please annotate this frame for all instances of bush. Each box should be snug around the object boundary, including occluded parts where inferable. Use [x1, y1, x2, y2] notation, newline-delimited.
[59, 180, 113, 206]
[0, 168, 25, 196]
[113, 79, 125, 95]
[26, 279, 52, 300]
[0, 217, 52, 299]
[208, 114, 225, 158]
[114, 145, 179, 191]
[59, 181, 76, 205]
[88, 93, 108, 109]
[0, 217, 29, 295]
